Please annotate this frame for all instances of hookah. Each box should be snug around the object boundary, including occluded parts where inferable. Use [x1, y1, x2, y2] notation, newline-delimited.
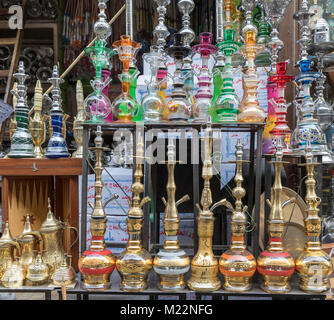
[267, 61, 294, 154]
[78, 126, 119, 290]
[7, 61, 35, 158]
[238, 0, 266, 123]
[192, 33, 217, 123]
[262, 0, 293, 153]
[153, 0, 171, 112]
[141, 45, 166, 123]
[116, 135, 152, 291]
[45, 65, 70, 159]
[72, 80, 87, 158]
[257, 139, 295, 293]
[219, 139, 256, 292]
[84, 0, 115, 124]
[29, 80, 47, 158]
[212, 0, 225, 107]
[178, 0, 196, 110]
[111, 35, 141, 123]
[295, 139, 333, 293]
[187, 122, 226, 291]
[290, 0, 325, 155]
[153, 138, 191, 291]
[211, 0, 241, 123]
[307, 11, 334, 163]
[165, 33, 192, 122]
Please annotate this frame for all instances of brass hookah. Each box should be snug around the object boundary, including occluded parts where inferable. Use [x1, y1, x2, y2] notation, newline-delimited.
[78, 126, 119, 291]
[257, 139, 295, 293]
[187, 123, 226, 292]
[116, 135, 152, 292]
[295, 140, 333, 292]
[29, 80, 47, 158]
[72, 80, 87, 158]
[153, 139, 191, 291]
[219, 139, 256, 292]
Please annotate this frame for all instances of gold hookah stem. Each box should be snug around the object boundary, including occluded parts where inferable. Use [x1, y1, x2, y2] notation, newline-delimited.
[33, 80, 43, 120]
[303, 140, 321, 237]
[233, 139, 245, 214]
[165, 138, 177, 220]
[200, 125, 213, 212]
[92, 126, 105, 218]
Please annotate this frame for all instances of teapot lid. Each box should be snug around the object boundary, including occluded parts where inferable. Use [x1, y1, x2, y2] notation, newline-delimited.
[40, 198, 62, 232]
[0, 221, 14, 245]
[19, 215, 34, 241]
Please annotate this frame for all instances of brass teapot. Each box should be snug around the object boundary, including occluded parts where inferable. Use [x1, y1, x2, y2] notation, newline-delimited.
[1, 258, 24, 288]
[39, 199, 78, 275]
[0, 222, 21, 281]
[52, 254, 76, 287]
[16, 214, 43, 277]
[25, 251, 49, 286]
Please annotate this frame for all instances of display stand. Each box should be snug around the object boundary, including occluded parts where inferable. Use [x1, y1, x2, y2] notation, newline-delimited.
[0, 158, 82, 270]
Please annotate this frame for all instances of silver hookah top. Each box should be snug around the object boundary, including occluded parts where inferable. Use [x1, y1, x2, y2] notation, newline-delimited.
[94, 125, 104, 149]
[310, 5, 330, 45]
[305, 139, 314, 164]
[48, 65, 64, 115]
[12, 61, 29, 110]
[241, 0, 258, 42]
[235, 139, 244, 162]
[153, 0, 171, 52]
[94, 0, 112, 42]
[178, 0, 195, 48]
[275, 138, 283, 162]
[167, 138, 176, 164]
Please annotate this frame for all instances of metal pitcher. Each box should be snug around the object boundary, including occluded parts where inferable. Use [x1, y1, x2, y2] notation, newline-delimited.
[39, 199, 78, 275]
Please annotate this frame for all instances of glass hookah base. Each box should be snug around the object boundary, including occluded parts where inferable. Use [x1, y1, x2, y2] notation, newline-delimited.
[298, 277, 329, 293]
[81, 275, 111, 291]
[120, 275, 148, 292]
[237, 107, 266, 123]
[187, 272, 221, 292]
[223, 276, 252, 292]
[158, 275, 187, 291]
[260, 275, 291, 293]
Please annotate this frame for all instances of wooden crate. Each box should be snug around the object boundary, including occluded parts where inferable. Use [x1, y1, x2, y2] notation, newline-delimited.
[0, 158, 82, 271]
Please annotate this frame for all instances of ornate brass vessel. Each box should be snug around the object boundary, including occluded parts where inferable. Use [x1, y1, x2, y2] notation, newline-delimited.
[72, 80, 87, 158]
[0, 222, 21, 281]
[16, 214, 43, 278]
[153, 139, 191, 291]
[78, 126, 117, 291]
[52, 254, 76, 286]
[187, 124, 225, 292]
[40, 199, 78, 276]
[219, 139, 256, 292]
[29, 80, 47, 158]
[257, 140, 295, 293]
[1, 259, 24, 288]
[116, 136, 152, 291]
[295, 140, 333, 292]
[25, 252, 49, 286]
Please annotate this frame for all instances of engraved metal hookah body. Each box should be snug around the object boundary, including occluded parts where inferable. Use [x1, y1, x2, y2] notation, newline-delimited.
[153, 138, 191, 291]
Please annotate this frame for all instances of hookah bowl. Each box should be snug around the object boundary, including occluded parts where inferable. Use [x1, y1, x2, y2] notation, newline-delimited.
[268, 61, 294, 154]
[191, 32, 217, 123]
[112, 35, 141, 123]
[165, 33, 192, 122]
[8, 61, 35, 158]
[212, 28, 242, 123]
[141, 46, 166, 123]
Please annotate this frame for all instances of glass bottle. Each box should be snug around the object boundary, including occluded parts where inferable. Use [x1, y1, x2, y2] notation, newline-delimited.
[111, 35, 141, 123]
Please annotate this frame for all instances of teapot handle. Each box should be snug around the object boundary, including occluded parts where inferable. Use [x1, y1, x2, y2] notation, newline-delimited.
[15, 231, 44, 256]
[61, 224, 79, 250]
[0, 241, 21, 257]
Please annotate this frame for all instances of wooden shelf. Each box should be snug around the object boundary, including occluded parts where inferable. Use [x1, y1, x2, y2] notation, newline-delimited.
[0, 158, 82, 176]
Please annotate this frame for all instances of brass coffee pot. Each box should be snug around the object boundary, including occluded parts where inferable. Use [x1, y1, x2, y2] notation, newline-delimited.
[39, 198, 78, 275]
[52, 254, 76, 287]
[25, 251, 49, 286]
[16, 214, 43, 277]
[0, 222, 21, 280]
